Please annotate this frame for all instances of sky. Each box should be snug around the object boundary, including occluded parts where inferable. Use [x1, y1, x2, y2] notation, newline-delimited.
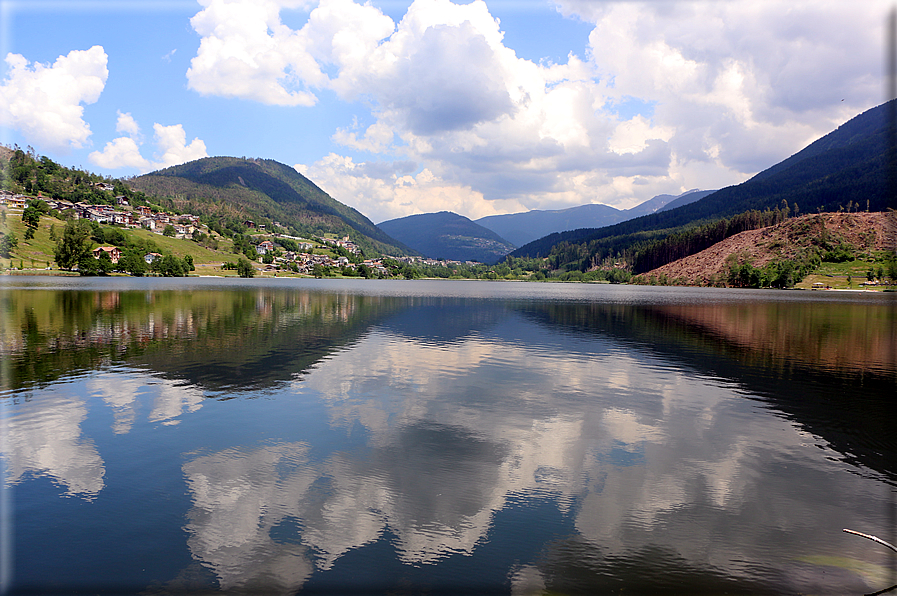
[0, 0, 890, 224]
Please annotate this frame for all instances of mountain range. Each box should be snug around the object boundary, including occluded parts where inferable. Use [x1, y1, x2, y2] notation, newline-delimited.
[474, 189, 713, 247]
[124, 155, 712, 263]
[51, 99, 897, 268]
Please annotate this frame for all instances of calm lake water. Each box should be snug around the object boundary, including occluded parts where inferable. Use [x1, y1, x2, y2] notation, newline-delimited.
[1, 277, 896, 595]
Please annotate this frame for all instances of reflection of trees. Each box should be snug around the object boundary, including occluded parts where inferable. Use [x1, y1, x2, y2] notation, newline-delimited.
[514, 299, 897, 381]
[0, 288, 403, 393]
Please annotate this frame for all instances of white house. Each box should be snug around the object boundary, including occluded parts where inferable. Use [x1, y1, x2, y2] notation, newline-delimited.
[256, 240, 275, 255]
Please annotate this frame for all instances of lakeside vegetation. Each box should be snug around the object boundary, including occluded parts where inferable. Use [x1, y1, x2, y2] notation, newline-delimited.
[1, 144, 894, 290]
[3, 190, 895, 290]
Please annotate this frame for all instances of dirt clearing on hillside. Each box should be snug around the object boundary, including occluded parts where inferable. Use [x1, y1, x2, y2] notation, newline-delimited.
[636, 212, 897, 286]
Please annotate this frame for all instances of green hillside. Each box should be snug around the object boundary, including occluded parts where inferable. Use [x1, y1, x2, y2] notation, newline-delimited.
[129, 156, 412, 256]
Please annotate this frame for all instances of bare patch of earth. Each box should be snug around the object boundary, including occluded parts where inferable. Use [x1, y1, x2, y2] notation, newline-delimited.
[636, 212, 897, 286]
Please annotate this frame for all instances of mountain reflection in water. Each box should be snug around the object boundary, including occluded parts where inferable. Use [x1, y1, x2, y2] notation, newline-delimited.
[1, 278, 895, 595]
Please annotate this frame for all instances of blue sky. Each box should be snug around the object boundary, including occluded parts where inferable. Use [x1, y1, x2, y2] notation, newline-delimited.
[0, 0, 889, 223]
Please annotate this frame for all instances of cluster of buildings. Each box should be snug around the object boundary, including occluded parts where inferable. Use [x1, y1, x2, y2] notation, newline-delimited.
[0, 191, 28, 209]
[319, 235, 361, 254]
[87, 246, 163, 266]
[253, 234, 386, 275]
[0, 190, 204, 239]
[256, 248, 468, 277]
[256, 239, 384, 275]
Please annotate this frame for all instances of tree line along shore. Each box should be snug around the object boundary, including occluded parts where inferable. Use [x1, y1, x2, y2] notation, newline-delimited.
[2, 194, 895, 290]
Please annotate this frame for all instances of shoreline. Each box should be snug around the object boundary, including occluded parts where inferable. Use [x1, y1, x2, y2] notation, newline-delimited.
[2, 269, 895, 291]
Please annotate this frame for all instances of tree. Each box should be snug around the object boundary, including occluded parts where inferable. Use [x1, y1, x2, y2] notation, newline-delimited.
[184, 254, 195, 271]
[887, 257, 897, 283]
[163, 224, 176, 237]
[77, 252, 99, 276]
[159, 254, 186, 277]
[0, 232, 17, 258]
[55, 220, 93, 270]
[22, 204, 40, 228]
[118, 252, 146, 276]
[237, 257, 255, 278]
[96, 249, 113, 275]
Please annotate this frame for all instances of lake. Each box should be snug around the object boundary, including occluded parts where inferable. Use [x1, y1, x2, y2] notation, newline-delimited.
[1, 277, 895, 595]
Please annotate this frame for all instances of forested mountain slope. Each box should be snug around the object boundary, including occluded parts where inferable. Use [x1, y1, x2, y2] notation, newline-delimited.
[130, 157, 412, 256]
[378, 211, 515, 263]
[635, 212, 896, 287]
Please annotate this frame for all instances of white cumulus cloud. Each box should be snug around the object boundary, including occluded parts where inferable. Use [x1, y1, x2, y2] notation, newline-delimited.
[296, 154, 521, 223]
[152, 123, 208, 168]
[89, 136, 151, 170]
[572, 0, 885, 174]
[187, 0, 322, 106]
[189, 0, 887, 216]
[115, 111, 141, 137]
[89, 119, 208, 172]
[0, 46, 108, 151]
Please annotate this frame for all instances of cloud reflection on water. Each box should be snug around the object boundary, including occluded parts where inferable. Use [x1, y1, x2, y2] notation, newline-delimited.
[2, 394, 104, 498]
[177, 317, 886, 593]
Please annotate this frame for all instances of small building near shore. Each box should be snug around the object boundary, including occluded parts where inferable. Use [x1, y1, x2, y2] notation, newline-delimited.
[93, 246, 121, 264]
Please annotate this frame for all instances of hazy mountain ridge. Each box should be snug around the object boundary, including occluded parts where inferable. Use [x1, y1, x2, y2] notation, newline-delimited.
[475, 189, 713, 247]
[378, 211, 515, 263]
[655, 190, 715, 213]
[129, 157, 413, 256]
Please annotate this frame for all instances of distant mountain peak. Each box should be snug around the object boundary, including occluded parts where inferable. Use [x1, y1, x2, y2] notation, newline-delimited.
[473, 190, 714, 248]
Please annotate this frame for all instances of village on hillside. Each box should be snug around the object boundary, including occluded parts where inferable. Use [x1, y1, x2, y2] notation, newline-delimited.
[0, 188, 470, 277]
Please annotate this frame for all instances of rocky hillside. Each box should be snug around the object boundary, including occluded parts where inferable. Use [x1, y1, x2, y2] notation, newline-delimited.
[634, 212, 896, 286]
